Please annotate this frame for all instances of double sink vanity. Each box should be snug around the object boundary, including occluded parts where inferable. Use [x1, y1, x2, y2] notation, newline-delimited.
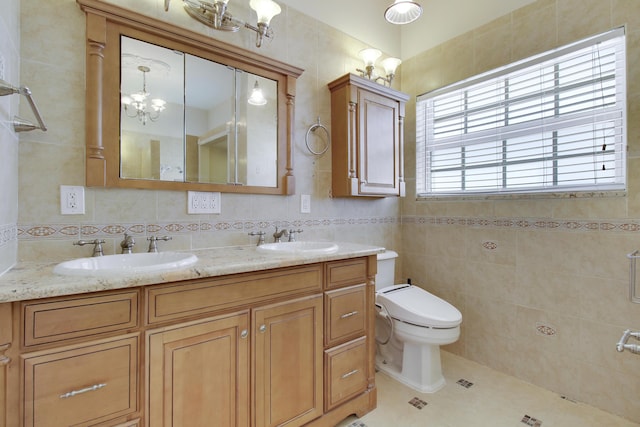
[0, 241, 382, 427]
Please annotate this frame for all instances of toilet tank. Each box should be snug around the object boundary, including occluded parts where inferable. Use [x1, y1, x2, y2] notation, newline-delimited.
[375, 250, 398, 291]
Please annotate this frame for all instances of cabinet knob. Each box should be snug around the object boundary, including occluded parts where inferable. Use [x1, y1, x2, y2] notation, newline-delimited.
[240, 329, 248, 339]
[259, 324, 267, 333]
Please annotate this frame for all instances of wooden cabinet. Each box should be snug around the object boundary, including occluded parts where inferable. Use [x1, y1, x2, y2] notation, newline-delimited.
[146, 312, 250, 427]
[4, 256, 377, 427]
[328, 73, 409, 197]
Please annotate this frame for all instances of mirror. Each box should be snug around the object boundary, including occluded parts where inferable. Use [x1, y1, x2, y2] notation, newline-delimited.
[120, 37, 279, 186]
[78, 0, 303, 195]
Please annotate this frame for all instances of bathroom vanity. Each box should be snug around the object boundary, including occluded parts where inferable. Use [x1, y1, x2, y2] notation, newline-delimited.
[0, 243, 381, 427]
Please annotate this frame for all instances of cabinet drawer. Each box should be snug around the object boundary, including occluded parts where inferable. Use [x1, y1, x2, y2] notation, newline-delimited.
[325, 285, 366, 347]
[22, 334, 138, 427]
[22, 291, 138, 347]
[147, 265, 323, 324]
[324, 337, 368, 412]
[325, 258, 367, 289]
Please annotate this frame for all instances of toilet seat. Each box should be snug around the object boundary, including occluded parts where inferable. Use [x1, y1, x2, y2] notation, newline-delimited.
[376, 285, 462, 329]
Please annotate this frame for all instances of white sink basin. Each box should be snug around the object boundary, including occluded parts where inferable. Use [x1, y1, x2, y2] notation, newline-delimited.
[53, 252, 198, 276]
[256, 241, 339, 255]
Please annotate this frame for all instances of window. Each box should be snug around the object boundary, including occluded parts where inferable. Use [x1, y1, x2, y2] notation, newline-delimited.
[416, 28, 626, 197]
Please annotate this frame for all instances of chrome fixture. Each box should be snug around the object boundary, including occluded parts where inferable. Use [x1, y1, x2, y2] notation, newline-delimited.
[384, 0, 423, 25]
[121, 66, 166, 125]
[287, 229, 303, 242]
[356, 49, 402, 87]
[272, 226, 288, 243]
[249, 230, 266, 246]
[147, 235, 172, 252]
[120, 233, 136, 254]
[165, 0, 281, 48]
[73, 239, 105, 257]
[248, 80, 267, 105]
[0, 79, 47, 132]
[616, 329, 640, 354]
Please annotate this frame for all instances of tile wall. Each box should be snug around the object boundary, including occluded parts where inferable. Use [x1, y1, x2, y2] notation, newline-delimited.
[0, 0, 20, 275]
[401, 0, 640, 422]
[16, 0, 401, 263]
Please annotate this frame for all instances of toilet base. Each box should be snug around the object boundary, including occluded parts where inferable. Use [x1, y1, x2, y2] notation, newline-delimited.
[375, 343, 446, 393]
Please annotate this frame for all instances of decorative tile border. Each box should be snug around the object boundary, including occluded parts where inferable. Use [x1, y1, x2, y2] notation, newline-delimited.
[17, 217, 399, 240]
[0, 224, 17, 248]
[402, 215, 640, 233]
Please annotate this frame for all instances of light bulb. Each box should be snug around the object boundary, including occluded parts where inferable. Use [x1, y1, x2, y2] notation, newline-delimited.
[359, 48, 382, 67]
[248, 80, 267, 106]
[249, 0, 281, 25]
[382, 57, 402, 76]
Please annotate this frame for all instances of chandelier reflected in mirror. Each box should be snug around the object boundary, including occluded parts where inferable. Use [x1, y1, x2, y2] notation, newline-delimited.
[121, 65, 167, 125]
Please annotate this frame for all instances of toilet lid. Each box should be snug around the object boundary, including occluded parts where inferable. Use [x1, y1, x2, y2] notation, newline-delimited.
[376, 285, 462, 328]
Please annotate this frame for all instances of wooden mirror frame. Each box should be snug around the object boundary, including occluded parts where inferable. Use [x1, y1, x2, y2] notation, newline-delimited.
[77, 0, 303, 195]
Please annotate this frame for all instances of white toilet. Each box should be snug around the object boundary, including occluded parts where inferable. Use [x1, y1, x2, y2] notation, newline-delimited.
[375, 250, 462, 393]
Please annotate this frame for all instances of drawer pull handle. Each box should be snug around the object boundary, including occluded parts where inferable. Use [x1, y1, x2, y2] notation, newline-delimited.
[259, 324, 267, 333]
[59, 383, 107, 399]
[341, 369, 359, 379]
[340, 311, 359, 319]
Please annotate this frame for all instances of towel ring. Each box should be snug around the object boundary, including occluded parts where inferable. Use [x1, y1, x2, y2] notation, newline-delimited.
[305, 117, 330, 155]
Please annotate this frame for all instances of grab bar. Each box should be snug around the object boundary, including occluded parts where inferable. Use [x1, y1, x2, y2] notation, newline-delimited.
[0, 79, 47, 132]
[626, 250, 640, 303]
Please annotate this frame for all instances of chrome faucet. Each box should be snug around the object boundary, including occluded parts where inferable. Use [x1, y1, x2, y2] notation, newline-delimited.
[120, 233, 135, 254]
[73, 239, 105, 257]
[273, 226, 288, 243]
[147, 235, 172, 252]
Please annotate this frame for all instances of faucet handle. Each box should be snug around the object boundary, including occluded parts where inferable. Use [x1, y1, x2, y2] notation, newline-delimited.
[74, 239, 105, 257]
[287, 229, 303, 242]
[249, 231, 266, 246]
[147, 235, 172, 253]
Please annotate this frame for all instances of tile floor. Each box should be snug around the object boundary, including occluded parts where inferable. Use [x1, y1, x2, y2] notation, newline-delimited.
[336, 351, 639, 427]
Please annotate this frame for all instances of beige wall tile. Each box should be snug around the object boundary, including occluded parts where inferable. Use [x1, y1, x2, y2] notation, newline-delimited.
[557, 0, 612, 45]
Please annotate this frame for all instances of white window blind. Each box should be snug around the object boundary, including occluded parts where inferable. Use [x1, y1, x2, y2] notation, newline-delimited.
[416, 27, 626, 197]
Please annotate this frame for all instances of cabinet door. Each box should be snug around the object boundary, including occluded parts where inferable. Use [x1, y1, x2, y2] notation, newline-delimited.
[147, 312, 250, 427]
[357, 88, 400, 196]
[254, 295, 323, 427]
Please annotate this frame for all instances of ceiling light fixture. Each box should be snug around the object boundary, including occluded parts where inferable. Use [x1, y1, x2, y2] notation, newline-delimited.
[121, 66, 167, 126]
[384, 0, 423, 25]
[165, 0, 281, 48]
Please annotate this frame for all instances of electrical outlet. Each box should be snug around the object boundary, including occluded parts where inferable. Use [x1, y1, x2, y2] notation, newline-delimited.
[60, 185, 85, 215]
[300, 194, 311, 213]
[187, 191, 221, 214]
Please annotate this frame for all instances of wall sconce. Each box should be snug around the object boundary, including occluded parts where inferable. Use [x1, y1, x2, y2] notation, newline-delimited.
[166, 0, 281, 48]
[377, 57, 402, 86]
[247, 80, 267, 105]
[356, 48, 382, 80]
[384, 0, 423, 25]
[356, 49, 402, 87]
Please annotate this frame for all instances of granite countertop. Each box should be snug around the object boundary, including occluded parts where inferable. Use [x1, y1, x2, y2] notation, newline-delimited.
[0, 242, 384, 303]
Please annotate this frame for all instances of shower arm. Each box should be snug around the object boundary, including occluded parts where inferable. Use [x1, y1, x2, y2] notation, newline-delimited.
[0, 79, 47, 132]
